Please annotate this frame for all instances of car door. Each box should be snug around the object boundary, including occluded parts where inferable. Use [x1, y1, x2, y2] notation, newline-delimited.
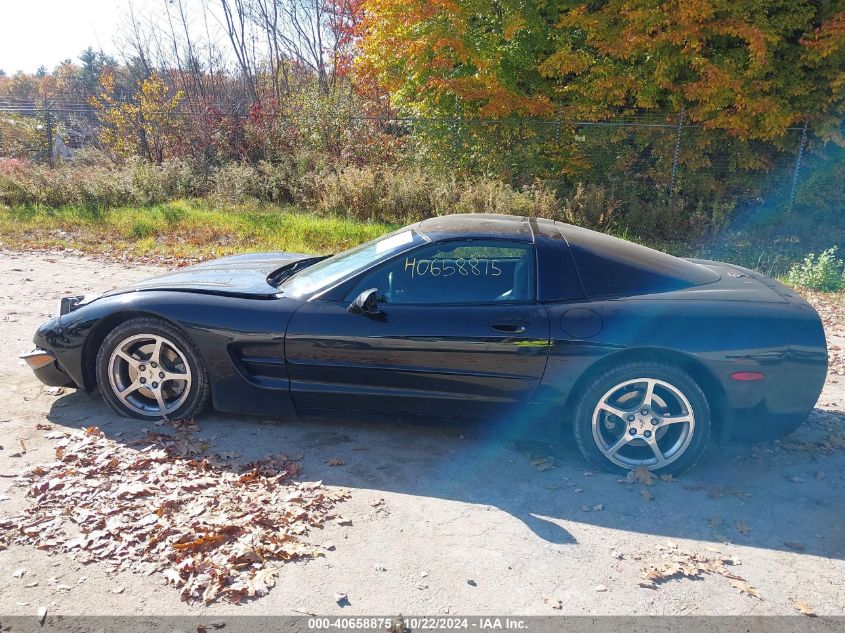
[284, 239, 550, 419]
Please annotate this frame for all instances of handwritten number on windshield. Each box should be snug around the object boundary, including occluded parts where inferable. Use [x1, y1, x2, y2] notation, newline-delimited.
[404, 257, 502, 278]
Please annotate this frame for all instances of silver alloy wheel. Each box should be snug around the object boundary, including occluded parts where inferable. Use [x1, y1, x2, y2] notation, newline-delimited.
[591, 377, 696, 470]
[107, 333, 192, 418]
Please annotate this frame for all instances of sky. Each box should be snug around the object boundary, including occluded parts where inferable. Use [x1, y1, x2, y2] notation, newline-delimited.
[0, 0, 159, 74]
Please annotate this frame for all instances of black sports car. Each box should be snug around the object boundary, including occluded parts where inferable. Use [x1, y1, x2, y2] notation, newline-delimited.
[23, 214, 827, 474]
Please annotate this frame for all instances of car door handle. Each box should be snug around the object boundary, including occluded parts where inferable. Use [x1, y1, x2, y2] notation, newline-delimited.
[491, 322, 528, 334]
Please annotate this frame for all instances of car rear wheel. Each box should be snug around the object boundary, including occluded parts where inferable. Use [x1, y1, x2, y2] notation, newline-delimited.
[572, 361, 711, 475]
[96, 317, 209, 420]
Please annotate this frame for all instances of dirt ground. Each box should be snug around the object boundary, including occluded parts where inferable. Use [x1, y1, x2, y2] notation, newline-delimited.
[0, 250, 843, 618]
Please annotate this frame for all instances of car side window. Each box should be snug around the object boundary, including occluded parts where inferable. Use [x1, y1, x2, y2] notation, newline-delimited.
[348, 240, 534, 305]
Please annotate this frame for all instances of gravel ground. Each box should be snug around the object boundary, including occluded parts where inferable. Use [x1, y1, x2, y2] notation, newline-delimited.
[0, 250, 843, 618]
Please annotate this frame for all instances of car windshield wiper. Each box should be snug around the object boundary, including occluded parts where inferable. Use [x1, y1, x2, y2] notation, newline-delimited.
[269, 256, 330, 288]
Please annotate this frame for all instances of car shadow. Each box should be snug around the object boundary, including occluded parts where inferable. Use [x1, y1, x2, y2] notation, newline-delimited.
[45, 391, 845, 559]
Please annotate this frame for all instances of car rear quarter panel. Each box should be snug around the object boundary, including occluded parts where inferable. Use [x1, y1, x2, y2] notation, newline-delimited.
[534, 296, 827, 442]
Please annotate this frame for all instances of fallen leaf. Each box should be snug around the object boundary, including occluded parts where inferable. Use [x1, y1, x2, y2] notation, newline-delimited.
[728, 578, 762, 599]
[629, 465, 654, 485]
[243, 566, 279, 598]
[530, 458, 554, 471]
[793, 600, 816, 617]
[326, 458, 346, 466]
[543, 595, 562, 609]
[162, 568, 184, 587]
[637, 547, 756, 598]
[640, 489, 654, 501]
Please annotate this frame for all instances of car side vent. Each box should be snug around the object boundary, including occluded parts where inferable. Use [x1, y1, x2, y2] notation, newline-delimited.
[231, 344, 288, 388]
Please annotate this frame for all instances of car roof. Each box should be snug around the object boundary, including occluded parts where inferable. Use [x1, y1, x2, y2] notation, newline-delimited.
[413, 214, 720, 299]
[416, 213, 537, 242]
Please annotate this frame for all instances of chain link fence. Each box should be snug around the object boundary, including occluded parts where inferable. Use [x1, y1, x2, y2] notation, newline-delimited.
[0, 100, 813, 225]
[399, 113, 810, 233]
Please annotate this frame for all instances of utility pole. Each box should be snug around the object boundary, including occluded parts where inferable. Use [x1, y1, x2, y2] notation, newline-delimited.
[43, 99, 54, 168]
[668, 107, 685, 198]
[788, 121, 809, 212]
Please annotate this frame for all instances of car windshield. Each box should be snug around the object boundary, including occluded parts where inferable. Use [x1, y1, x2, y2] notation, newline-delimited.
[280, 228, 424, 298]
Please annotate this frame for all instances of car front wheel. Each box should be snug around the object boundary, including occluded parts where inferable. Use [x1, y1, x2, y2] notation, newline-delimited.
[96, 317, 209, 420]
[572, 361, 711, 475]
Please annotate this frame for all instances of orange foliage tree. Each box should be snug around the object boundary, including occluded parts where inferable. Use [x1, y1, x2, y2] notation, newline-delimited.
[359, 0, 845, 140]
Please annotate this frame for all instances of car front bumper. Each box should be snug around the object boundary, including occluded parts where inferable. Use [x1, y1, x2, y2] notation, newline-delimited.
[20, 349, 77, 388]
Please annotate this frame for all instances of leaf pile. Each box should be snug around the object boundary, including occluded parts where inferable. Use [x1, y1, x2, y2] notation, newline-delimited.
[626, 545, 761, 599]
[0, 427, 348, 604]
[767, 409, 845, 457]
[805, 291, 843, 336]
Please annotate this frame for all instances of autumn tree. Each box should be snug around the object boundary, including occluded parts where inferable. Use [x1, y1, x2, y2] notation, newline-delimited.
[546, 0, 845, 141]
[0, 113, 43, 158]
[358, 0, 564, 118]
[92, 70, 185, 163]
[359, 0, 845, 141]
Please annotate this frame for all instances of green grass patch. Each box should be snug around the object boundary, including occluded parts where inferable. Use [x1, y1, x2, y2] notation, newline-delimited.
[0, 198, 835, 291]
[0, 199, 396, 260]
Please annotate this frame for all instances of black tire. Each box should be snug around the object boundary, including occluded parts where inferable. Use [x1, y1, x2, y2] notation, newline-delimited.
[571, 361, 711, 476]
[96, 317, 210, 420]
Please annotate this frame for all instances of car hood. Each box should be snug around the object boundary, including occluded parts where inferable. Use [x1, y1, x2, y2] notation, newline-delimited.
[103, 252, 313, 298]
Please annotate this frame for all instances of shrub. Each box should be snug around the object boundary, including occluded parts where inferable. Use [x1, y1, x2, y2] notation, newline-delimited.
[785, 247, 845, 291]
[210, 163, 260, 205]
[312, 165, 561, 223]
[560, 183, 621, 231]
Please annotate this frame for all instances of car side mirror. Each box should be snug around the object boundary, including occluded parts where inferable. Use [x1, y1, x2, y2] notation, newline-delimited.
[347, 288, 380, 315]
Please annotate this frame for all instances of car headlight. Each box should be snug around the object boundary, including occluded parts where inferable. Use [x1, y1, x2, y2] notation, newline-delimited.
[58, 294, 97, 316]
